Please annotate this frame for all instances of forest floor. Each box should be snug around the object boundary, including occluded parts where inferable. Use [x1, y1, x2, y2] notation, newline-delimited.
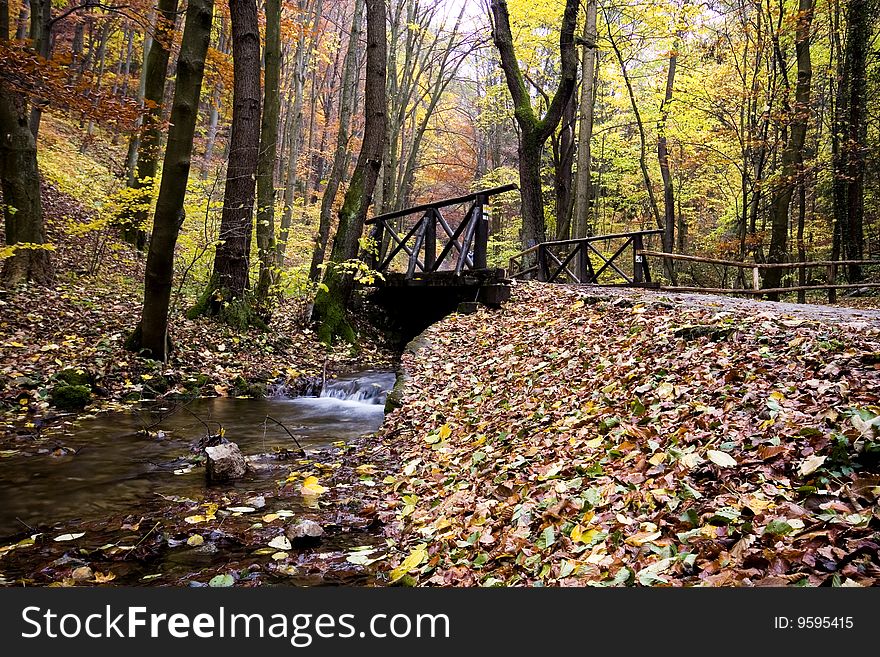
[0, 180, 394, 430]
[368, 282, 880, 586]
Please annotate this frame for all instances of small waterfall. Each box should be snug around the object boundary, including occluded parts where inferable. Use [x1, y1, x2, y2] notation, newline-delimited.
[319, 373, 395, 405]
[270, 371, 395, 405]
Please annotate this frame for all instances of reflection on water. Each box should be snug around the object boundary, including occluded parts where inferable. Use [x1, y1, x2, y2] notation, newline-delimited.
[0, 371, 395, 538]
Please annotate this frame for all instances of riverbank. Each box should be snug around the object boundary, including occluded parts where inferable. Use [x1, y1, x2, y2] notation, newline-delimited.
[375, 282, 880, 586]
[0, 181, 395, 439]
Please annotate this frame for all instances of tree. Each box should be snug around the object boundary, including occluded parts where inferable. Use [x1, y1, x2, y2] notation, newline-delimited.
[764, 0, 815, 295]
[194, 0, 261, 324]
[121, 0, 181, 250]
[489, 0, 580, 250]
[129, 0, 214, 360]
[832, 0, 874, 282]
[572, 0, 597, 239]
[254, 0, 281, 304]
[308, 0, 363, 282]
[0, 0, 52, 287]
[311, 0, 387, 344]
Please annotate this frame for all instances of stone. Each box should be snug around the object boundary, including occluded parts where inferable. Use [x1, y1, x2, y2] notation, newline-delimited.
[205, 442, 247, 483]
[71, 566, 93, 581]
[286, 519, 324, 545]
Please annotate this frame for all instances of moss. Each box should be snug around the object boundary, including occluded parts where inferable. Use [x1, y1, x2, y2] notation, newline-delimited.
[189, 283, 268, 331]
[314, 283, 356, 345]
[246, 383, 267, 399]
[50, 385, 92, 411]
[55, 368, 93, 388]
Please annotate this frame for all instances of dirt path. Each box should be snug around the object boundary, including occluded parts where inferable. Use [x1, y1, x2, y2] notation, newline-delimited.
[565, 284, 880, 330]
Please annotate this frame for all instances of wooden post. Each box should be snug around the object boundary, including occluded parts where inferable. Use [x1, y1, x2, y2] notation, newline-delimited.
[537, 244, 548, 282]
[424, 209, 437, 271]
[473, 195, 488, 270]
[752, 267, 760, 291]
[828, 264, 837, 303]
[632, 236, 644, 284]
[576, 241, 589, 284]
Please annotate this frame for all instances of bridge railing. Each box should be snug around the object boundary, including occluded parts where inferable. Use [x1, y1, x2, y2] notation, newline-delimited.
[366, 183, 518, 277]
[637, 251, 880, 303]
[508, 229, 663, 285]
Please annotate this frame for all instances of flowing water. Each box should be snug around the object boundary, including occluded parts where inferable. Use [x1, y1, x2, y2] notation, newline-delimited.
[0, 371, 396, 540]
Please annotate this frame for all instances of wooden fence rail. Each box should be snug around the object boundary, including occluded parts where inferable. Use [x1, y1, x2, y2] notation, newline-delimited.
[508, 229, 663, 285]
[637, 250, 880, 303]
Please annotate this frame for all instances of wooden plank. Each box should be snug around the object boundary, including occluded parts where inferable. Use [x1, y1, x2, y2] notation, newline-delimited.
[434, 204, 475, 271]
[540, 229, 663, 249]
[587, 239, 633, 283]
[435, 207, 473, 268]
[545, 245, 580, 283]
[378, 218, 425, 272]
[366, 183, 518, 224]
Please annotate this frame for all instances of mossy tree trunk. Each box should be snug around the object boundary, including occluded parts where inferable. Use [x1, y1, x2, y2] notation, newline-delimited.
[254, 0, 281, 304]
[0, 0, 53, 287]
[132, 0, 214, 360]
[121, 0, 180, 250]
[312, 0, 387, 345]
[489, 0, 579, 251]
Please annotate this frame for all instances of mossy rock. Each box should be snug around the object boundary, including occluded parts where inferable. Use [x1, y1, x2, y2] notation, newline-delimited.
[50, 385, 92, 411]
[144, 375, 171, 394]
[55, 368, 94, 388]
[246, 383, 267, 399]
[123, 391, 142, 402]
[185, 373, 212, 390]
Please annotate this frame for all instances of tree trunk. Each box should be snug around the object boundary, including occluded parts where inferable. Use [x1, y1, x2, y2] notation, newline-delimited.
[125, 12, 154, 183]
[572, 0, 597, 239]
[765, 0, 814, 295]
[198, 0, 261, 317]
[26, 0, 50, 139]
[554, 90, 576, 240]
[0, 0, 52, 287]
[254, 0, 282, 303]
[657, 42, 678, 282]
[308, 0, 363, 282]
[490, 0, 580, 251]
[832, 0, 871, 282]
[133, 0, 214, 360]
[122, 0, 180, 249]
[312, 0, 387, 344]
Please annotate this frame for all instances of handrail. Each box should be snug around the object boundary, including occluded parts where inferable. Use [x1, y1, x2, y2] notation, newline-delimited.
[638, 250, 880, 270]
[508, 230, 663, 266]
[366, 183, 518, 225]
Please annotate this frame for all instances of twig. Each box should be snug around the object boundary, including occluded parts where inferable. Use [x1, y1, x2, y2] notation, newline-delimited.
[123, 521, 161, 560]
[264, 415, 306, 456]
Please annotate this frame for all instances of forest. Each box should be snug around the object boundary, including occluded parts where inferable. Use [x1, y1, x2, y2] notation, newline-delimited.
[1, 0, 879, 588]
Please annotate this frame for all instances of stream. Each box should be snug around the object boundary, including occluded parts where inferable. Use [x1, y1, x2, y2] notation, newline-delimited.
[0, 371, 396, 541]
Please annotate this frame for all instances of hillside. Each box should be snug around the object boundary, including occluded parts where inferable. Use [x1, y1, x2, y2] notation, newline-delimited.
[374, 283, 880, 586]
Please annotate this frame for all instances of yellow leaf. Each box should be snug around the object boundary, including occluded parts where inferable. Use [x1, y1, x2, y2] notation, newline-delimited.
[187, 535, 204, 547]
[356, 464, 377, 476]
[438, 424, 452, 440]
[301, 476, 328, 496]
[262, 513, 280, 523]
[585, 436, 604, 449]
[184, 515, 206, 524]
[93, 571, 116, 583]
[389, 545, 427, 583]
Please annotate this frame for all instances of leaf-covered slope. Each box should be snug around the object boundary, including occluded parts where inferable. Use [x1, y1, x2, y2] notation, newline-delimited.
[378, 282, 880, 586]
